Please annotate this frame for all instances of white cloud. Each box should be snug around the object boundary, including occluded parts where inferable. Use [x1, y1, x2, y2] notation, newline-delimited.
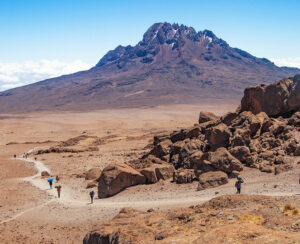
[0, 59, 91, 91]
[270, 57, 300, 69]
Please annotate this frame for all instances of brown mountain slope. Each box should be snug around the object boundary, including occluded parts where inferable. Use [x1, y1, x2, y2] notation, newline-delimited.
[0, 22, 299, 113]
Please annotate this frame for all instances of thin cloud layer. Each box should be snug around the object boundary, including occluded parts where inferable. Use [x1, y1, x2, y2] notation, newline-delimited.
[0, 60, 91, 91]
[270, 57, 300, 69]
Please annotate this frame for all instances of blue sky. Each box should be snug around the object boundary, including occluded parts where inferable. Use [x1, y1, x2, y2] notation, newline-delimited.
[0, 0, 300, 90]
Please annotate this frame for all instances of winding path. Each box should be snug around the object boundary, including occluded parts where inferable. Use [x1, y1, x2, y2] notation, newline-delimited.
[1, 148, 299, 225]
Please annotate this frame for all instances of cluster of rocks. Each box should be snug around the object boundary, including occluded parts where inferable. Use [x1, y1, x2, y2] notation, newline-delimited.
[96, 74, 300, 198]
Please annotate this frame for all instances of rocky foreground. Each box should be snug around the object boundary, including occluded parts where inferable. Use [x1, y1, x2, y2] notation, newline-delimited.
[81, 74, 300, 243]
[83, 194, 300, 243]
[95, 74, 300, 198]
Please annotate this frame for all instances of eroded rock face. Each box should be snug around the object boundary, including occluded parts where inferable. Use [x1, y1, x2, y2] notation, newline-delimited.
[197, 171, 228, 190]
[241, 75, 300, 117]
[98, 162, 146, 198]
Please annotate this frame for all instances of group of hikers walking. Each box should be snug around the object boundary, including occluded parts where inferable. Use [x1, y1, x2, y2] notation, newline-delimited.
[47, 174, 95, 203]
[47, 175, 61, 198]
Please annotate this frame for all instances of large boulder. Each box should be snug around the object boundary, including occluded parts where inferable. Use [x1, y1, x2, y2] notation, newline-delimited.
[85, 168, 102, 180]
[140, 163, 174, 183]
[153, 133, 170, 146]
[98, 162, 146, 198]
[149, 139, 172, 160]
[230, 111, 262, 137]
[205, 123, 231, 150]
[241, 75, 300, 117]
[173, 169, 195, 184]
[199, 111, 219, 124]
[170, 130, 187, 143]
[197, 171, 228, 190]
[207, 147, 243, 173]
[41, 170, 50, 177]
[140, 166, 158, 184]
[83, 231, 119, 244]
[221, 112, 238, 126]
[229, 146, 251, 164]
[155, 164, 175, 180]
[185, 125, 202, 139]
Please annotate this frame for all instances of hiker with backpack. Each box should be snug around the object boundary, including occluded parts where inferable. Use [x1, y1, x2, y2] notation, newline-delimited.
[48, 177, 53, 189]
[235, 175, 244, 194]
[55, 185, 61, 198]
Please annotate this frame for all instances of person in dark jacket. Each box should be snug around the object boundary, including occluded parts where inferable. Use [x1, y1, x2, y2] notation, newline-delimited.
[235, 175, 244, 194]
[89, 191, 95, 204]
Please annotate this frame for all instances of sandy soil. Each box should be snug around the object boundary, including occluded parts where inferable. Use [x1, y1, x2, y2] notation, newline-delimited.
[0, 104, 299, 243]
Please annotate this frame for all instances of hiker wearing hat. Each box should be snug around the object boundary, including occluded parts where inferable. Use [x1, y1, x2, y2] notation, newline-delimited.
[235, 175, 244, 194]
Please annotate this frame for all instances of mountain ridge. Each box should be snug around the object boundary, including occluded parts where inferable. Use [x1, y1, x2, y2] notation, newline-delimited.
[0, 22, 299, 113]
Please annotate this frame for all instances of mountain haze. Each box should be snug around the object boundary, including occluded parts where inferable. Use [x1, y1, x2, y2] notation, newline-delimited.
[0, 22, 299, 113]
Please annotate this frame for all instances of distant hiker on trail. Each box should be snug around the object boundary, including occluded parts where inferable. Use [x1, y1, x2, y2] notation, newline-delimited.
[235, 175, 244, 194]
[34, 157, 37, 161]
[56, 175, 60, 182]
[89, 190, 95, 204]
[13, 154, 16, 158]
[48, 177, 54, 189]
[55, 185, 61, 198]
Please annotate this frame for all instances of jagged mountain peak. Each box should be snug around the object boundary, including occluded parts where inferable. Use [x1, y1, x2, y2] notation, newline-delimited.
[95, 22, 229, 68]
[0, 22, 299, 113]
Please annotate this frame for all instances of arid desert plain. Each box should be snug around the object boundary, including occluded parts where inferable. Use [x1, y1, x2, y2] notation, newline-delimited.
[0, 103, 299, 243]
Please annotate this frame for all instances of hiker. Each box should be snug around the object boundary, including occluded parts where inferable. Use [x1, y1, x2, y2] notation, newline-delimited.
[48, 177, 53, 189]
[89, 190, 95, 204]
[34, 157, 37, 161]
[235, 175, 244, 194]
[56, 185, 61, 198]
[13, 154, 16, 158]
[56, 175, 60, 182]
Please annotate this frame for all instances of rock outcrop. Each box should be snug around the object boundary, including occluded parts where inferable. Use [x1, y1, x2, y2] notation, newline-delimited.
[83, 195, 300, 243]
[97, 74, 299, 198]
[241, 74, 300, 116]
[97, 162, 146, 198]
